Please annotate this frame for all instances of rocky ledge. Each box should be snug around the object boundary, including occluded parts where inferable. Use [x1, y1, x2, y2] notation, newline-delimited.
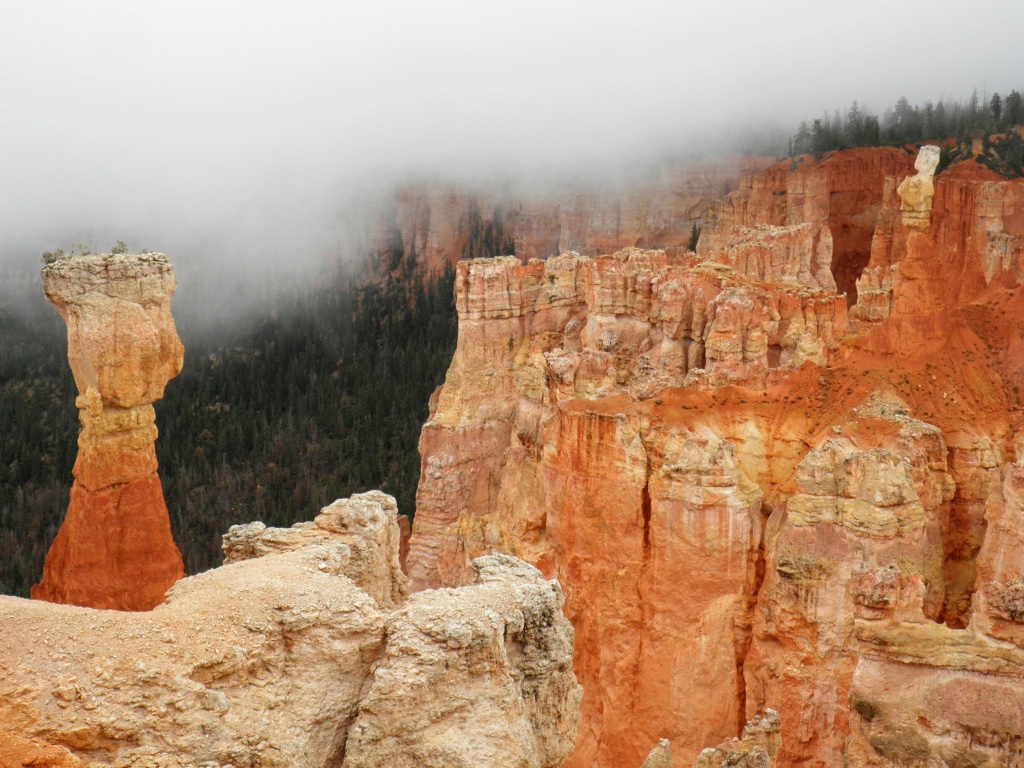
[2, 491, 582, 768]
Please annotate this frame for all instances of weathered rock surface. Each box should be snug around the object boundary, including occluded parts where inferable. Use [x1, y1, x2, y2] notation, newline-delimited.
[31, 253, 185, 611]
[407, 146, 1024, 767]
[0, 731, 82, 768]
[698, 148, 915, 302]
[692, 710, 781, 768]
[896, 144, 940, 230]
[848, 622, 1024, 767]
[1, 492, 581, 768]
[640, 739, 674, 768]
[222, 489, 409, 609]
[342, 554, 581, 768]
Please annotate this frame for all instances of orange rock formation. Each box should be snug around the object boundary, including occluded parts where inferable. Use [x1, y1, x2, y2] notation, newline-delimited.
[31, 253, 185, 611]
[407, 146, 1024, 767]
[0, 732, 82, 768]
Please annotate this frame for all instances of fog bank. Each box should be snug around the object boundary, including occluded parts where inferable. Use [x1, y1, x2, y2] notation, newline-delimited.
[2, 0, 1022, 287]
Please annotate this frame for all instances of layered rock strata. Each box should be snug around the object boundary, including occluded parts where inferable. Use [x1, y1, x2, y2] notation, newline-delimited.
[407, 146, 1024, 767]
[31, 253, 185, 611]
[698, 147, 914, 302]
[1, 492, 582, 768]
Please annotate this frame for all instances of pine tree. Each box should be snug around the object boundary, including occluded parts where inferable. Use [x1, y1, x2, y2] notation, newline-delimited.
[991, 92, 1003, 127]
[792, 122, 812, 155]
[1005, 90, 1023, 128]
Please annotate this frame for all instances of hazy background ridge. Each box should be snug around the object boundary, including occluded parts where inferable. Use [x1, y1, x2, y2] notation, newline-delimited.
[3, 0, 1023, 281]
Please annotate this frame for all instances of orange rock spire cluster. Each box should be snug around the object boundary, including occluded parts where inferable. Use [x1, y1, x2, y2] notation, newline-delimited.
[406, 146, 1024, 767]
[31, 252, 185, 611]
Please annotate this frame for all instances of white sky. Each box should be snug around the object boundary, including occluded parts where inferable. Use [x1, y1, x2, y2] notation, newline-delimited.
[1, 0, 1022, 269]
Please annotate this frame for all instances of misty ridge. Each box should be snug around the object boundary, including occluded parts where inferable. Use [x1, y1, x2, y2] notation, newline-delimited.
[3, 84, 1022, 332]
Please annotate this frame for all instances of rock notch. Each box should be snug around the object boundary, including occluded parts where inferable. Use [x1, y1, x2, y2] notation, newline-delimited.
[31, 252, 185, 611]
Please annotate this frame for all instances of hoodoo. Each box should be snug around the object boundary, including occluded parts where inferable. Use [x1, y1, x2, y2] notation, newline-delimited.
[31, 252, 186, 611]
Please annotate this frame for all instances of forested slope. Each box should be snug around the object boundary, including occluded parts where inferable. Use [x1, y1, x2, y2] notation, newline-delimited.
[0, 261, 457, 594]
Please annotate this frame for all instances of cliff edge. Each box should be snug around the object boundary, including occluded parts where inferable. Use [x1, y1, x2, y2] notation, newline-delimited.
[2, 491, 582, 767]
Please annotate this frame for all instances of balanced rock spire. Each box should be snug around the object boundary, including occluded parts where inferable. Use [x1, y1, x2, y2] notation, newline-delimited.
[31, 252, 185, 611]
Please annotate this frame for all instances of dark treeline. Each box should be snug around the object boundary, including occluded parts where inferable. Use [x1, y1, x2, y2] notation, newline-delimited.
[0, 293, 78, 596]
[0, 257, 459, 596]
[790, 88, 1024, 158]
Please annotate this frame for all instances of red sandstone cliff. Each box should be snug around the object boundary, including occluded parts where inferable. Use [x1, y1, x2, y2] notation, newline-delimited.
[407, 146, 1024, 767]
[31, 253, 185, 611]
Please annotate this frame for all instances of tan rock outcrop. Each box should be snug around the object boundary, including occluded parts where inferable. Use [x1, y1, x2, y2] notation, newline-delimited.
[641, 739, 674, 768]
[222, 490, 409, 609]
[1, 493, 581, 768]
[896, 145, 940, 230]
[407, 145, 1024, 767]
[342, 554, 581, 768]
[31, 253, 185, 611]
[692, 710, 781, 768]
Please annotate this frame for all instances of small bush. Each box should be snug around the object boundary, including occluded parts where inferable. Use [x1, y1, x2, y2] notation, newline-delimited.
[869, 727, 930, 761]
[850, 694, 879, 722]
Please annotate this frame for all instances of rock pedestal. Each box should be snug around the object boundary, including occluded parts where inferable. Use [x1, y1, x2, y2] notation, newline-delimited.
[31, 253, 185, 611]
[896, 145, 940, 230]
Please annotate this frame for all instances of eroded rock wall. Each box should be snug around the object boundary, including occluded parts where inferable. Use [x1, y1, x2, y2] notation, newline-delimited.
[407, 147, 1024, 767]
[698, 148, 915, 301]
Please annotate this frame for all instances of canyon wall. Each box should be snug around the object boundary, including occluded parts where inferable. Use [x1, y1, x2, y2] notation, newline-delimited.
[1, 492, 582, 768]
[31, 253, 185, 611]
[407, 147, 1024, 767]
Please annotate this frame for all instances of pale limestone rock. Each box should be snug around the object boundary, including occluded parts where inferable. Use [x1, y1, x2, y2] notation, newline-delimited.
[896, 145, 940, 230]
[341, 554, 582, 768]
[706, 222, 836, 291]
[222, 490, 408, 609]
[786, 397, 954, 540]
[691, 711, 781, 768]
[641, 738, 673, 768]
[5, 545, 383, 768]
[1, 495, 581, 768]
[850, 265, 896, 324]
